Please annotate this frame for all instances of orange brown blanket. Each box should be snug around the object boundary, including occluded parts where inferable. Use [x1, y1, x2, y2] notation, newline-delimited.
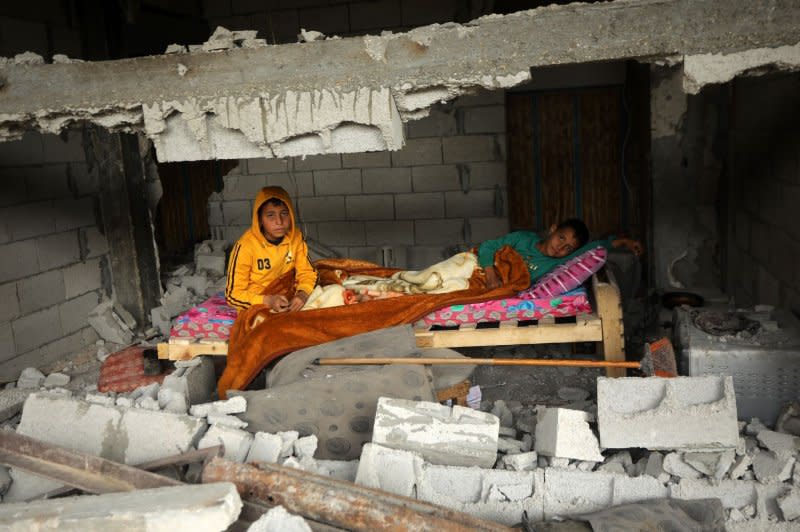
[218, 246, 530, 397]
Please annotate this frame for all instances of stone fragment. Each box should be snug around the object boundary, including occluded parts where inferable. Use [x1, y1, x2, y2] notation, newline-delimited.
[535, 408, 603, 462]
[683, 450, 736, 480]
[752, 450, 796, 483]
[0, 388, 31, 422]
[85, 392, 116, 407]
[248, 505, 312, 532]
[663, 453, 703, 480]
[157, 386, 188, 414]
[278, 431, 299, 459]
[644, 453, 667, 482]
[294, 435, 318, 459]
[191, 396, 247, 417]
[198, 425, 254, 463]
[355, 443, 424, 498]
[315, 460, 359, 482]
[246, 432, 283, 464]
[729, 454, 753, 480]
[757, 430, 800, 457]
[491, 400, 514, 428]
[0, 482, 241, 530]
[597, 376, 739, 451]
[521, 434, 533, 452]
[137, 396, 161, 411]
[372, 397, 499, 468]
[778, 488, 800, 521]
[43, 372, 70, 388]
[208, 412, 248, 429]
[549, 457, 570, 468]
[498, 426, 517, 438]
[746, 418, 768, 436]
[670, 479, 757, 509]
[499, 451, 538, 471]
[88, 300, 134, 344]
[598, 462, 626, 475]
[116, 396, 134, 408]
[17, 368, 45, 389]
[498, 437, 525, 455]
[576, 461, 597, 472]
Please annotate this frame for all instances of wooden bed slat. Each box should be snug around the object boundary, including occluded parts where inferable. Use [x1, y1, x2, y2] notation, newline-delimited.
[414, 318, 603, 349]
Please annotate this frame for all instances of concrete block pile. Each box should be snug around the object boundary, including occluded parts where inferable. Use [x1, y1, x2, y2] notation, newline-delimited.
[352, 379, 800, 528]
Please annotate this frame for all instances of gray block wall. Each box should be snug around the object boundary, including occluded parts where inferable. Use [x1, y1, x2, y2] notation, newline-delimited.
[0, 131, 109, 381]
[727, 73, 800, 312]
[208, 92, 509, 269]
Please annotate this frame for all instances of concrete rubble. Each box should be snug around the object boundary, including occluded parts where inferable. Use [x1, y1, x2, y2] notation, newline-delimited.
[247, 505, 312, 532]
[534, 407, 603, 462]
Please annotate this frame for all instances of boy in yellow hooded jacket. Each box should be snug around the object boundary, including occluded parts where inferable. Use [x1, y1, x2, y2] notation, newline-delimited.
[225, 186, 318, 313]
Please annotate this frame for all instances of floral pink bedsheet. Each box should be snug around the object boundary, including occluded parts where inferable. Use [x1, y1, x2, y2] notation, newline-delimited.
[169, 293, 237, 340]
[418, 286, 592, 327]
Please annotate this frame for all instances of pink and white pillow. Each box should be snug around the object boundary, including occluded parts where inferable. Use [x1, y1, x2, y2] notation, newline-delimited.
[525, 246, 607, 299]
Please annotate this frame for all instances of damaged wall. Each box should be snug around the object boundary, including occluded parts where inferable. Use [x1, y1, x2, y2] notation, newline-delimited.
[727, 73, 800, 311]
[0, 131, 109, 382]
[209, 89, 508, 269]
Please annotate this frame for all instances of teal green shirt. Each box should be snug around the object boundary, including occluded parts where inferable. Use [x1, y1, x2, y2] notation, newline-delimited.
[477, 231, 613, 283]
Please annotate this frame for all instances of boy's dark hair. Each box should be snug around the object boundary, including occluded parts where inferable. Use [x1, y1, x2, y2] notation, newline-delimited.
[557, 218, 590, 247]
[259, 197, 288, 217]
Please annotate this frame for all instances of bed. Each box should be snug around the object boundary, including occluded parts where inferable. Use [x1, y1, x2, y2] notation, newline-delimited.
[157, 267, 625, 378]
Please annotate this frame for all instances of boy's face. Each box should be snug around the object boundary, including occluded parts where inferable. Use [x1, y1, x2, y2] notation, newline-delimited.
[260, 202, 291, 241]
[541, 226, 579, 258]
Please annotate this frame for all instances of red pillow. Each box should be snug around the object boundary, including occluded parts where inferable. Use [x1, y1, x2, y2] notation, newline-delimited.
[525, 246, 607, 299]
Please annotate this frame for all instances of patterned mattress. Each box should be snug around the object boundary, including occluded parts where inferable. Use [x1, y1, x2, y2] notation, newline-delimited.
[169, 287, 592, 341]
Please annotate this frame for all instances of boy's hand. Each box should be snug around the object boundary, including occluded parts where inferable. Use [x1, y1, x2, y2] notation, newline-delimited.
[263, 294, 289, 312]
[612, 238, 644, 257]
[485, 266, 502, 289]
[288, 291, 309, 312]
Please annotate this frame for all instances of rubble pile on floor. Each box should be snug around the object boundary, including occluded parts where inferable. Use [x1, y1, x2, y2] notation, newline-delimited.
[1, 355, 799, 530]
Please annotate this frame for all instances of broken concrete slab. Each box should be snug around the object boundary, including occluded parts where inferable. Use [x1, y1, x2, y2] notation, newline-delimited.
[43, 372, 70, 388]
[778, 488, 800, 521]
[499, 451, 538, 472]
[730, 454, 753, 480]
[207, 412, 248, 429]
[87, 299, 134, 344]
[663, 452, 704, 480]
[5, 392, 207, 502]
[683, 450, 736, 480]
[597, 376, 739, 451]
[248, 505, 312, 532]
[752, 450, 795, 483]
[198, 425, 253, 463]
[190, 396, 247, 417]
[0, 482, 242, 531]
[355, 443, 424, 498]
[757, 430, 800, 457]
[670, 478, 758, 509]
[245, 432, 283, 464]
[534, 408, 603, 462]
[17, 367, 45, 389]
[0, 388, 31, 421]
[372, 397, 499, 468]
[644, 452, 670, 483]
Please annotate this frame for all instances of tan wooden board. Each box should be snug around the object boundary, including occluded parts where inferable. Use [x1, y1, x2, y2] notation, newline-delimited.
[157, 340, 228, 360]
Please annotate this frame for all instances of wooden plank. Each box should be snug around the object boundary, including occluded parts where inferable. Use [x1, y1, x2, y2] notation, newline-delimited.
[157, 340, 229, 360]
[593, 269, 626, 377]
[499, 320, 519, 328]
[0, 431, 181, 495]
[415, 317, 603, 349]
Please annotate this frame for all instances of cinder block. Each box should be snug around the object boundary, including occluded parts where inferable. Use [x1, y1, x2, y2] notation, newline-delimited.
[543, 469, 668, 519]
[411, 165, 460, 192]
[443, 136, 498, 164]
[395, 192, 444, 220]
[417, 465, 543, 525]
[414, 219, 464, 246]
[54, 197, 95, 231]
[11, 307, 63, 354]
[266, 171, 315, 197]
[221, 174, 266, 200]
[17, 270, 65, 315]
[246, 157, 290, 174]
[314, 169, 362, 195]
[597, 376, 739, 451]
[365, 221, 414, 246]
[246, 432, 283, 464]
[190, 395, 247, 418]
[466, 161, 507, 189]
[670, 478, 757, 509]
[342, 151, 391, 168]
[391, 138, 442, 167]
[80, 227, 108, 259]
[62, 257, 103, 299]
[0, 282, 21, 323]
[42, 131, 85, 163]
[445, 189, 497, 218]
[349, 0, 401, 31]
[317, 221, 366, 246]
[534, 408, 603, 462]
[297, 5, 348, 36]
[355, 443, 423, 498]
[35, 231, 80, 270]
[297, 196, 346, 222]
[345, 195, 394, 220]
[293, 153, 341, 172]
[0, 483, 242, 530]
[371, 397, 499, 468]
[362, 167, 412, 194]
[5, 393, 207, 501]
[6, 201, 55, 241]
[407, 109, 457, 139]
[222, 200, 252, 226]
[198, 425, 253, 463]
[0, 240, 39, 284]
[463, 106, 506, 134]
[468, 217, 509, 245]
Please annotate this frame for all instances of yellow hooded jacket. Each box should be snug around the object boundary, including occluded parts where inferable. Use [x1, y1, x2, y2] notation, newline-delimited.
[225, 187, 317, 311]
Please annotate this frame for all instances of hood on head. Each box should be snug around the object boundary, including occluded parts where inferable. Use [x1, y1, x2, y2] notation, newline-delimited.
[251, 186, 297, 244]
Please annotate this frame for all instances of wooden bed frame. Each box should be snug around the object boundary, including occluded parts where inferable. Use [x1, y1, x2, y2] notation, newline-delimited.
[158, 268, 625, 377]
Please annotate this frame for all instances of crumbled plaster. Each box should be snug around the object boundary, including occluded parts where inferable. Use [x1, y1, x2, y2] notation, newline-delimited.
[0, 0, 798, 161]
[683, 42, 800, 94]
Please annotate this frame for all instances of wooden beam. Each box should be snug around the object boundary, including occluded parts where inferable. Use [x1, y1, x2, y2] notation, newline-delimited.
[157, 340, 229, 360]
[414, 317, 603, 348]
[593, 269, 626, 377]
